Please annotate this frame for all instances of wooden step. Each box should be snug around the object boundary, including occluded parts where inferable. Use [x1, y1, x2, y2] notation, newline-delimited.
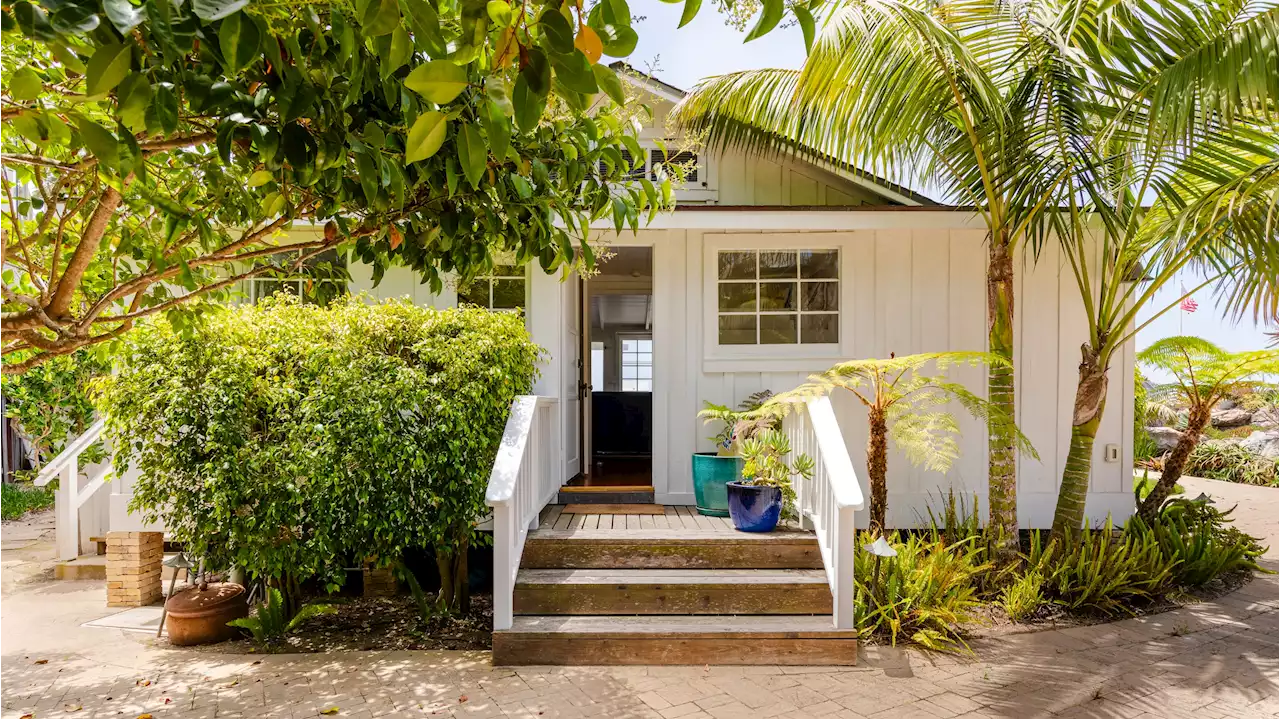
[493, 615, 857, 665]
[514, 568, 831, 615]
[521, 528, 823, 569]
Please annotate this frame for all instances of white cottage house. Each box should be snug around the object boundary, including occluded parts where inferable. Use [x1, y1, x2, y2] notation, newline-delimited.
[44, 67, 1136, 663]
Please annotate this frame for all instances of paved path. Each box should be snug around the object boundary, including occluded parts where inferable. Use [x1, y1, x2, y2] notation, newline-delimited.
[3, 500, 1277, 719]
[1177, 476, 1280, 561]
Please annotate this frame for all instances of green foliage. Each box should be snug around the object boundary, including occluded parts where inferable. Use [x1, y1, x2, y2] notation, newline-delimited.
[1134, 368, 1159, 461]
[0, 482, 56, 521]
[94, 297, 542, 610]
[1134, 472, 1183, 500]
[739, 429, 812, 517]
[1139, 338, 1277, 421]
[1185, 442, 1279, 486]
[1128, 499, 1266, 587]
[853, 530, 988, 652]
[227, 587, 335, 646]
[1, 0, 674, 372]
[1030, 519, 1178, 615]
[698, 390, 776, 453]
[1, 348, 110, 476]
[998, 569, 1045, 622]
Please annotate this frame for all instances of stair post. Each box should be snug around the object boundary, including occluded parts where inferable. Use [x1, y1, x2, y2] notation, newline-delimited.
[106, 531, 163, 607]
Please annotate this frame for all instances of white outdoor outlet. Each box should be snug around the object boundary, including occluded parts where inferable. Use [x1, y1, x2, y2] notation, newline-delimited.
[1104, 444, 1121, 463]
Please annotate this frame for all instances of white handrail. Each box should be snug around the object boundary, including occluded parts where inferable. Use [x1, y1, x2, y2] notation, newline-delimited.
[33, 417, 112, 561]
[784, 395, 865, 629]
[486, 395, 561, 631]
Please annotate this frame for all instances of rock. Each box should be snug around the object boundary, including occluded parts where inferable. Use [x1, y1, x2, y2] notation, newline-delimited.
[1211, 408, 1253, 428]
[1252, 407, 1278, 428]
[1148, 426, 1186, 453]
[1216, 398, 1237, 411]
[1241, 430, 1279, 460]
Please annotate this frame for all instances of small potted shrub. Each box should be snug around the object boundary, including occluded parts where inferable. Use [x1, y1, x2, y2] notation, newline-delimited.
[727, 430, 813, 532]
[694, 392, 775, 517]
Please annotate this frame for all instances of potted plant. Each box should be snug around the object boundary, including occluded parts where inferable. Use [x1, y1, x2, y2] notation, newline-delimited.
[727, 430, 814, 532]
[693, 391, 776, 517]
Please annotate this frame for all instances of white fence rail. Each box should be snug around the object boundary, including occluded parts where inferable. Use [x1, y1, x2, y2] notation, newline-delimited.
[33, 418, 111, 561]
[784, 396, 865, 629]
[485, 396, 561, 631]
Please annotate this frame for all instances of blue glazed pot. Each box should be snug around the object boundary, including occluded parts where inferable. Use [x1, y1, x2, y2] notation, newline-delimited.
[691, 453, 741, 517]
[726, 482, 782, 532]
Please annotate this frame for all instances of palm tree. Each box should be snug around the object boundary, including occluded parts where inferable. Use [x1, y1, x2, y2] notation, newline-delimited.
[769, 352, 1035, 533]
[1026, 1, 1279, 538]
[1132, 338, 1276, 520]
[671, 0, 1061, 552]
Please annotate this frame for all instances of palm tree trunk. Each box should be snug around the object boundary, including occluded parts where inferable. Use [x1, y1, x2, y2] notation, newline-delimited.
[1050, 345, 1110, 541]
[987, 235, 1018, 552]
[867, 407, 888, 533]
[1137, 407, 1210, 521]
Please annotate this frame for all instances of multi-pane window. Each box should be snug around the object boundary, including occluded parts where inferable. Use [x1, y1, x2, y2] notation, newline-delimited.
[716, 249, 839, 345]
[620, 336, 653, 392]
[458, 264, 526, 310]
[248, 249, 347, 306]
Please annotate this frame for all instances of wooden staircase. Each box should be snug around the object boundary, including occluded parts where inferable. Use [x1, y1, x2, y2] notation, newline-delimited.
[491, 507, 859, 665]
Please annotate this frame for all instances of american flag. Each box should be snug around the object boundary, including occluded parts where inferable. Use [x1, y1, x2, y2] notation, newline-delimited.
[1180, 296, 1198, 313]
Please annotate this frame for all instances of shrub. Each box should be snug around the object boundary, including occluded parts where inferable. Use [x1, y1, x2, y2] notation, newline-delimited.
[2, 348, 110, 479]
[95, 296, 542, 614]
[1, 482, 55, 521]
[1030, 519, 1177, 614]
[1128, 499, 1266, 587]
[1184, 442, 1278, 486]
[1134, 472, 1182, 500]
[853, 531, 988, 652]
[227, 587, 335, 646]
[998, 569, 1045, 621]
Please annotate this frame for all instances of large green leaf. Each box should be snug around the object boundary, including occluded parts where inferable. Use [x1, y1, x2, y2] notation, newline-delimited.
[539, 9, 575, 54]
[679, 0, 701, 29]
[50, 4, 99, 34]
[598, 24, 638, 58]
[386, 26, 413, 76]
[117, 73, 152, 132]
[405, 110, 448, 163]
[513, 74, 546, 133]
[218, 12, 261, 73]
[551, 50, 598, 95]
[745, 0, 783, 42]
[192, 0, 249, 21]
[482, 98, 511, 164]
[362, 0, 400, 36]
[9, 67, 43, 101]
[404, 60, 469, 104]
[74, 117, 119, 168]
[85, 42, 132, 96]
[457, 123, 486, 188]
[592, 63, 625, 106]
[102, 0, 143, 33]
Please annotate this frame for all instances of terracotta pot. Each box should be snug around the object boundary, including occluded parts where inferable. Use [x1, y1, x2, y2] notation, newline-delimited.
[164, 582, 248, 646]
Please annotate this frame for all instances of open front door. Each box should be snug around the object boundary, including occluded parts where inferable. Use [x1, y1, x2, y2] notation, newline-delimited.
[562, 276, 583, 478]
[581, 276, 593, 477]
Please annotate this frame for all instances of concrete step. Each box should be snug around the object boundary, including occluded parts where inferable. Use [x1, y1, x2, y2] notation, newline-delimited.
[520, 528, 823, 570]
[54, 554, 106, 580]
[513, 568, 832, 615]
[493, 615, 857, 666]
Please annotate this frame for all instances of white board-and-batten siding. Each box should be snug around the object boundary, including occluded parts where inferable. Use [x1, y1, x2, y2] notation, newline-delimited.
[339, 210, 1134, 530]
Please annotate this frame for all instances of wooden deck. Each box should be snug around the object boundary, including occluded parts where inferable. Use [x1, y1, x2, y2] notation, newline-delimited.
[538, 504, 801, 533]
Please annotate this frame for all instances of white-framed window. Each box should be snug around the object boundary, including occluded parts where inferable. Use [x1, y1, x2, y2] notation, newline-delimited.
[619, 335, 653, 392]
[591, 341, 605, 390]
[599, 142, 706, 191]
[247, 249, 347, 306]
[458, 264, 527, 310]
[715, 249, 839, 345]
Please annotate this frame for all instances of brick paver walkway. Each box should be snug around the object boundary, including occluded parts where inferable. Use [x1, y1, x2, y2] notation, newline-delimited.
[3, 501, 1277, 719]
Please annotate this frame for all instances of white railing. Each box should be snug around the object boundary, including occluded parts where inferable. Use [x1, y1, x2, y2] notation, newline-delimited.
[485, 396, 561, 631]
[34, 418, 111, 561]
[784, 396, 865, 629]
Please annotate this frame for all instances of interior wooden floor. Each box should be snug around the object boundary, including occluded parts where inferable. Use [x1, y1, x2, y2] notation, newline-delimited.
[565, 456, 652, 488]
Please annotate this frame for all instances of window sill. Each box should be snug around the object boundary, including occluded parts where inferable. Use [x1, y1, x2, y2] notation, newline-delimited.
[702, 354, 849, 374]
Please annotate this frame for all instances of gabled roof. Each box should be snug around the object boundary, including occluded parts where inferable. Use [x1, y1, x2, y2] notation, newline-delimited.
[609, 62, 939, 207]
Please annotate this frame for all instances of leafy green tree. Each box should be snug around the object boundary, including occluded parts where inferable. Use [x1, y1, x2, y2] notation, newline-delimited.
[671, 0, 1064, 551]
[1133, 338, 1276, 520]
[771, 352, 1035, 533]
[1023, 2, 1277, 538]
[1, 347, 109, 476]
[1, 0, 671, 372]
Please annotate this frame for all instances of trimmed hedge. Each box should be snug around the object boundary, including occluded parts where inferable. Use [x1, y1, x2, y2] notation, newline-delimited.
[95, 296, 542, 611]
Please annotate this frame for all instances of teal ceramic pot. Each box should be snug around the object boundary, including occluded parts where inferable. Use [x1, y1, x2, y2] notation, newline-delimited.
[691, 453, 741, 517]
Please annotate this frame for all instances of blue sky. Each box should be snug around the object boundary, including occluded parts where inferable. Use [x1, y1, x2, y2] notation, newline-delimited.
[632, 7, 1273, 354]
